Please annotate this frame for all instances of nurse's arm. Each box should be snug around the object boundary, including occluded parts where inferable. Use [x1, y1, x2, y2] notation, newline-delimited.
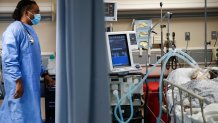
[2, 30, 23, 98]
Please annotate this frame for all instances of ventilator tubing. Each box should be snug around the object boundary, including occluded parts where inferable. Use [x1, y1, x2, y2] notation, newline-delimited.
[114, 90, 134, 123]
[113, 49, 199, 123]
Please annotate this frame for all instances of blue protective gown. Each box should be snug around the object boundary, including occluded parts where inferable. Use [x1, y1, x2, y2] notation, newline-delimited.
[0, 21, 46, 123]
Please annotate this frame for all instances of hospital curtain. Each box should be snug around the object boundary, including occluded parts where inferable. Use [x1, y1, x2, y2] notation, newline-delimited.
[55, 0, 111, 123]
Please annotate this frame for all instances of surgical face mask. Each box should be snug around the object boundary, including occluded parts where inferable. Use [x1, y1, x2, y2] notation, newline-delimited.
[27, 11, 41, 25]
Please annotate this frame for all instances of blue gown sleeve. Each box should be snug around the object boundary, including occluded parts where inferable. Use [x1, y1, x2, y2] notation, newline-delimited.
[2, 29, 22, 82]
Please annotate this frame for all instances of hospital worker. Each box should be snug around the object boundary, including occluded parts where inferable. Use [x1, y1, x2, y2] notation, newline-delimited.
[0, 0, 55, 123]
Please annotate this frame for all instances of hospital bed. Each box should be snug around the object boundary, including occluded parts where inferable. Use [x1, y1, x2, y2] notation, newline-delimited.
[163, 68, 218, 123]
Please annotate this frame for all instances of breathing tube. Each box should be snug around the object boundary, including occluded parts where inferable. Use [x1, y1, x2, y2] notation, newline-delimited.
[113, 84, 134, 123]
[158, 49, 199, 122]
[113, 90, 124, 122]
[113, 49, 199, 123]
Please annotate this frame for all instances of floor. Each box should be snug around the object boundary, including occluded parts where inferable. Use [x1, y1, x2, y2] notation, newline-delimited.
[0, 98, 144, 123]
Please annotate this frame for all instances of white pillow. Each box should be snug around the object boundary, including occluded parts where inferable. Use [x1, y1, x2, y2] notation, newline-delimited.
[167, 68, 195, 85]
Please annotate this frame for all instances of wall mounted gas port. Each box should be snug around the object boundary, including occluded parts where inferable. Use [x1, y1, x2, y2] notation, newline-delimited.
[185, 32, 190, 41]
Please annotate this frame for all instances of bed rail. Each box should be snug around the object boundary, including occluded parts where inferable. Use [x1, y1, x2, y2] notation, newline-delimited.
[163, 79, 206, 123]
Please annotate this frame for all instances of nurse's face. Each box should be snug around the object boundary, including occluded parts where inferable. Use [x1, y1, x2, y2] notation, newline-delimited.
[26, 4, 40, 24]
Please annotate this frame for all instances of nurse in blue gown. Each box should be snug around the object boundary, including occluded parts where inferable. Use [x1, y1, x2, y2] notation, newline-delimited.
[0, 0, 55, 123]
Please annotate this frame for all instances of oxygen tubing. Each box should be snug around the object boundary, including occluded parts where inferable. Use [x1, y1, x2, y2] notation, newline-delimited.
[114, 86, 134, 123]
[113, 50, 199, 123]
[114, 51, 171, 122]
[157, 50, 199, 122]
[114, 90, 124, 122]
[157, 51, 174, 122]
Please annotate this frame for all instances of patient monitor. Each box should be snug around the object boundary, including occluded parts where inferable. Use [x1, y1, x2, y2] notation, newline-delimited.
[106, 31, 138, 73]
[104, 1, 117, 21]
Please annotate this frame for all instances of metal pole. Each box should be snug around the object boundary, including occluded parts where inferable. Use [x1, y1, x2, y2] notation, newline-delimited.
[204, 0, 208, 67]
[160, 2, 164, 57]
[167, 14, 170, 43]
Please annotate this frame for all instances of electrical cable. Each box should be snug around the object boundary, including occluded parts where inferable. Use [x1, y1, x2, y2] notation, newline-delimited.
[207, 49, 214, 67]
[144, 81, 149, 122]
[213, 38, 217, 47]
[185, 40, 189, 53]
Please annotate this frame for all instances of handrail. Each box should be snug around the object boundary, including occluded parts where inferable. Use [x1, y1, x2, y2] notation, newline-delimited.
[163, 79, 206, 123]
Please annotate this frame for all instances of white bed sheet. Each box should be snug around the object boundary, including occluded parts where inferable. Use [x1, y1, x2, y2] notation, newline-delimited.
[166, 68, 195, 123]
[166, 68, 218, 123]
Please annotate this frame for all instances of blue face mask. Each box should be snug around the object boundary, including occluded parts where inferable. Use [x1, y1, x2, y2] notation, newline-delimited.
[28, 11, 41, 25]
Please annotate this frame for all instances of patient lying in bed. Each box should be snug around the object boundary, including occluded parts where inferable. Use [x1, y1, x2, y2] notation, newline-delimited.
[167, 67, 218, 105]
[167, 67, 218, 123]
[167, 67, 217, 85]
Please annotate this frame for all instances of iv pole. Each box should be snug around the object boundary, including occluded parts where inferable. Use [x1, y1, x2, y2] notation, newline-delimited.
[146, 11, 171, 72]
[204, 0, 208, 67]
[160, 2, 164, 57]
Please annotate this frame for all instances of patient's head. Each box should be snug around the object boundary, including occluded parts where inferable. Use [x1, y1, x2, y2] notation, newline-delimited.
[191, 68, 210, 80]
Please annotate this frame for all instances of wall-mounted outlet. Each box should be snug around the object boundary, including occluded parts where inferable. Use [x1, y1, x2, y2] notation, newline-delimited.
[211, 31, 217, 40]
[185, 32, 190, 41]
[156, 55, 161, 62]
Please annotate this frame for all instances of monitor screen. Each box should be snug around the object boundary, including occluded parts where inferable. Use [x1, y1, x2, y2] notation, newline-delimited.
[108, 34, 131, 67]
[104, 2, 117, 21]
[105, 3, 115, 17]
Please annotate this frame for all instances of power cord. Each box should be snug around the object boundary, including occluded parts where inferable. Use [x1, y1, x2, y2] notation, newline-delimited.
[214, 38, 217, 47]
[185, 40, 189, 53]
